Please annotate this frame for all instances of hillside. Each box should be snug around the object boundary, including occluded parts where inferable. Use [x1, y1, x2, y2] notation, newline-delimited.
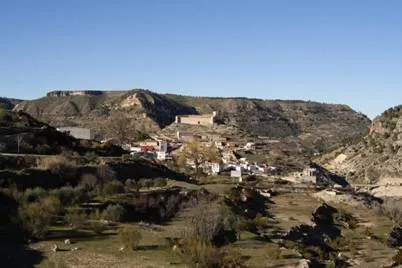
[15, 90, 197, 139]
[165, 94, 370, 151]
[15, 90, 370, 152]
[0, 109, 124, 156]
[318, 105, 402, 185]
[0, 97, 22, 110]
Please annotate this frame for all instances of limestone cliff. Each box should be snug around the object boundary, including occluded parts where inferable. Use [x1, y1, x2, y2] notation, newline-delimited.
[318, 105, 402, 184]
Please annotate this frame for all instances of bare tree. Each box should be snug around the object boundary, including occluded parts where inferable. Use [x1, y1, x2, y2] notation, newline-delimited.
[178, 140, 221, 174]
[186, 201, 223, 243]
[16, 134, 23, 153]
[109, 112, 132, 143]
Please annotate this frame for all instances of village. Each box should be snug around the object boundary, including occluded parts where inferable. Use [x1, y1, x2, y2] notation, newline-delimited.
[56, 111, 321, 185]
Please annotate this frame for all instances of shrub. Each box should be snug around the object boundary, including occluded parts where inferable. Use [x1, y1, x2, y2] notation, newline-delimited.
[174, 236, 222, 268]
[392, 249, 402, 266]
[153, 178, 167, 188]
[41, 195, 61, 215]
[90, 221, 106, 235]
[36, 156, 76, 174]
[22, 187, 47, 203]
[50, 186, 91, 206]
[173, 236, 246, 268]
[97, 164, 116, 183]
[121, 154, 131, 162]
[388, 226, 402, 248]
[102, 180, 125, 196]
[382, 199, 402, 225]
[248, 214, 270, 235]
[124, 179, 139, 192]
[80, 173, 98, 188]
[19, 196, 61, 239]
[334, 209, 358, 229]
[65, 209, 87, 230]
[119, 225, 142, 250]
[102, 204, 125, 222]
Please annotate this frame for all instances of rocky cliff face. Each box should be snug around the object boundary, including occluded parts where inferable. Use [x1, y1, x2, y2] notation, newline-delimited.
[319, 105, 402, 184]
[15, 89, 370, 151]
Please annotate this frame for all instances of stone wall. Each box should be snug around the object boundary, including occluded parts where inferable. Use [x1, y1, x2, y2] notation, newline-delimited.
[175, 112, 216, 126]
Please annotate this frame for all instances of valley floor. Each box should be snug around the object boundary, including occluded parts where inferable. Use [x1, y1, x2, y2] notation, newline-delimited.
[30, 182, 396, 268]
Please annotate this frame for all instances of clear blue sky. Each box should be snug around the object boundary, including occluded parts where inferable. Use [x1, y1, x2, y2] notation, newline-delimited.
[1, 0, 402, 118]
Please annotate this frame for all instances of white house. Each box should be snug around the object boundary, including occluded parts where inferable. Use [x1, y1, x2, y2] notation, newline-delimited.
[231, 170, 242, 182]
[211, 163, 223, 175]
[156, 151, 167, 160]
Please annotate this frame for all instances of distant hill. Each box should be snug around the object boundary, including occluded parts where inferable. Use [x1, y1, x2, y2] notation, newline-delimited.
[0, 97, 23, 110]
[0, 109, 124, 156]
[14, 89, 370, 152]
[318, 105, 402, 184]
[15, 89, 197, 138]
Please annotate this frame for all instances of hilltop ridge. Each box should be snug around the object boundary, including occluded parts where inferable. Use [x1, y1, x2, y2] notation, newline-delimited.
[14, 89, 371, 155]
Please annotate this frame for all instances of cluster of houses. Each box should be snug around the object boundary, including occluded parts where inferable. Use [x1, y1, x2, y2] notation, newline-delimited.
[56, 116, 318, 185]
[56, 126, 281, 180]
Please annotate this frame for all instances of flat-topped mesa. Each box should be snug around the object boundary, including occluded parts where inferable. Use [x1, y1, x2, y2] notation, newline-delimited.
[175, 111, 217, 126]
[47, 90, 104, 97]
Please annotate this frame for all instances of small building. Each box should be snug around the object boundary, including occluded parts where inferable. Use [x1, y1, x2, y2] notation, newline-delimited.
[211, 163, 223, 175]
[286, 167, 318, 184]
[57, 127, 95, 140]
[139, 140, 159, 147]
[129, 146, 142, 153]
[159, 142, 168, 152]
[231, 170, 243, 182]
[156, 151, 167, 160]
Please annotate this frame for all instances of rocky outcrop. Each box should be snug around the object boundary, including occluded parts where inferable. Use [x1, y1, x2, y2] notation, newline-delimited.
[319, 105, 402, 184]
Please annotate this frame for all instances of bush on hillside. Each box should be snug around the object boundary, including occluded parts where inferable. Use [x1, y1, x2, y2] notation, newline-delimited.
[102, 204, 125, 222]
[80, 173, 98, 188]
[21, 187, 47, 203]
[19, 196, 61, 239]
[90, 221, 106, 235]
[392, 249, 402, 266]
[102, 180, 125, 196]
[173, 236, 246, 268]
[382, 199, 402, 225]
[36, 156, 76, 174]
[97, 164, 116, 183]
[50, 185, 91, 206]
[65, 209, 87, 230]
[119, 225, 142, 250]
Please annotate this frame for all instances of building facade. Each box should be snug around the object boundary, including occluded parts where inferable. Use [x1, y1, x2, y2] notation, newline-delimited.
[175, 111, 217, 126]
[57, 127, 95, 140]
